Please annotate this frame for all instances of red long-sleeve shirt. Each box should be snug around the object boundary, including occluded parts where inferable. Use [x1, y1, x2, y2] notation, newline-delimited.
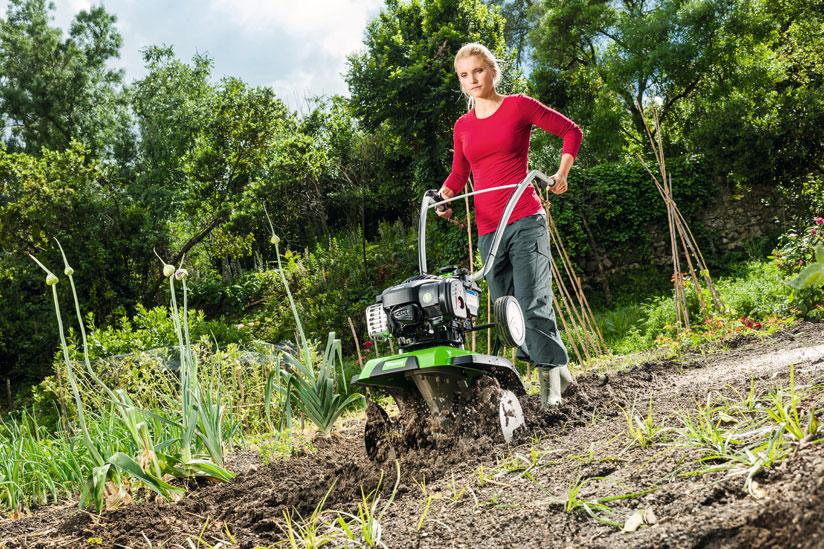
[443, 94, 583, 235]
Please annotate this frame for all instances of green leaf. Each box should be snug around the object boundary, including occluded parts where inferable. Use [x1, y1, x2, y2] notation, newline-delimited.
[788, 263, 824, 290]
[108, 452, 184, 498]
[183, 459, 236, 482]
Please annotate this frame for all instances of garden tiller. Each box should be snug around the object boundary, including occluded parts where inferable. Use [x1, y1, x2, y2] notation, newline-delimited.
[351, 171, 557, 460]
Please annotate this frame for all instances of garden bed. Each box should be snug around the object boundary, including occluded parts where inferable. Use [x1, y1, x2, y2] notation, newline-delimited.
[1, 323, 822, 548]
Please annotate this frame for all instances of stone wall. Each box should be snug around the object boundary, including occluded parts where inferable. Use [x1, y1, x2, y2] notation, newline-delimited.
[585, 184, 783, 280]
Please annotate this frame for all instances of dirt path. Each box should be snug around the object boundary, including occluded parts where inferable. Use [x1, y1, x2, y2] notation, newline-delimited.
[1, 323, 822, 548]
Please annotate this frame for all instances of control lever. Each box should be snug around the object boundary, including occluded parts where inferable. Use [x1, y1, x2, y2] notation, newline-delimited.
[427, 190, 450, 213]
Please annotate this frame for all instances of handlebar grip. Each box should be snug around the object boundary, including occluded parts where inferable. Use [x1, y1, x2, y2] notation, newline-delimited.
[431, 192, 449, 212]
[534, 173, 557, 190]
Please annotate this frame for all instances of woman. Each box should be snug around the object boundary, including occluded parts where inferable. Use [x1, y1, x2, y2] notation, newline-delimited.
[438, 43, 582, 408]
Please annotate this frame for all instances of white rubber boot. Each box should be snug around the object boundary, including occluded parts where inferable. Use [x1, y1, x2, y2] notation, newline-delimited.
[538, 365, 574, 408]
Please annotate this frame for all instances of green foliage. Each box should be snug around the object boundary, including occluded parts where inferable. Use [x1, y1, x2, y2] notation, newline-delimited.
[597, 259, 792, 354]
[772, 218, 824, 319]
[789, 245, 824, 291]
[0, 0, 129, 155]
[685, 0, 823, 186]
[346, 0, 517, 193]
[80, 304, 249, 361]
[242, 222, 415, 351]
[0, 142, 167, 384]
[546, 156, 715, 271]
[716, 262, 789, 321]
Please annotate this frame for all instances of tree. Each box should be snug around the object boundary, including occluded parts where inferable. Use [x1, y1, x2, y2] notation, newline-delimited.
[0, 0, 129, 156]
[679, 0, 823, 188]
[0, 143, 159, 384]
[529, 0, 744, 162]
[486, 0, 539, 67]
[346, 0, 518, 195]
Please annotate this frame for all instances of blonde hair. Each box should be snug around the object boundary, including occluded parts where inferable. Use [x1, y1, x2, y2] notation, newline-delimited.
[454, 43, 502, 89]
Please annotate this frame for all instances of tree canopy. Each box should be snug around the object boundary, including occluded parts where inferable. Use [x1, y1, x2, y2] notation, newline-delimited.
[0, 0, 820, 386]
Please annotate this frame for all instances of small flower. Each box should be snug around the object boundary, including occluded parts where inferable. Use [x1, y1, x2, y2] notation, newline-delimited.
[270, 234, 280, 245]
[63, 266, 74, 276]
[46, 273, 59, 286]
[162, 264, 175, 277]
[174, 268, 188, 280]
[754, 322, 762, 330]
[363, 340, 374, 350]
[810, 228, 818, 237]
[815, 217, 824, 226]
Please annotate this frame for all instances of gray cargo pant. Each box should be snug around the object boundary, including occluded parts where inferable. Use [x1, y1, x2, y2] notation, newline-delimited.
[477, 213, 569, 367]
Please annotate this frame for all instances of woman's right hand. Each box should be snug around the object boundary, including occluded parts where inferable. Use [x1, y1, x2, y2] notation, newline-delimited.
[436, 186, 454, 219]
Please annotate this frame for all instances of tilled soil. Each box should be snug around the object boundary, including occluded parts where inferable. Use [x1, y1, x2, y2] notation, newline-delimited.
[1, 323, 822, 548]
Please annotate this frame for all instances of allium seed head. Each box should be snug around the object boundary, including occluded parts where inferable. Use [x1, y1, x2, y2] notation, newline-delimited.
[270, 234, 280, 245]
[163, 264, 175, 277]
[174, 268, 188, 280]
[46, 273, 59, 286]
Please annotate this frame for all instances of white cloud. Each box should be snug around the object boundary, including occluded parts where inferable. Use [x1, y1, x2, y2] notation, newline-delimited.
[209, 0, 381, 55]
[208, 0, 382, 109]
[0, 0, 384, 111]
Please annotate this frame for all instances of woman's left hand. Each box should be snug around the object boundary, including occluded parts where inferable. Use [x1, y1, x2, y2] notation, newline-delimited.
[550, 171, 568, 194]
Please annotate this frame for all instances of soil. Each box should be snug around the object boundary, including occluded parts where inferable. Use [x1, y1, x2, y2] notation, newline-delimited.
[1, 323, 822, 548]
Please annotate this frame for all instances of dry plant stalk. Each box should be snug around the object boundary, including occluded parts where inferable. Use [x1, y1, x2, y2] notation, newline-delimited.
[634, 101, 724, 332]
[348, 316, 364, 368]
[540, 196, 607, 365]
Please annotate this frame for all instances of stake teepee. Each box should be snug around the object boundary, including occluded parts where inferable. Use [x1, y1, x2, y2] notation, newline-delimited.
[635, 101, 724, 331]
[541, 193, 607, 364]
[472, 188, 607, 365]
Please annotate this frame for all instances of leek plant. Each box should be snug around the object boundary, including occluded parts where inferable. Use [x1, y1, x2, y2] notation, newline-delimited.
[26, 247, 234, 513]
[154, 253, 235, 474]
[264, 206, 364, 435]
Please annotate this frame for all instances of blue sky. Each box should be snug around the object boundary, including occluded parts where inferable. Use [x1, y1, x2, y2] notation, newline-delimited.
[1, 0, 384, 110]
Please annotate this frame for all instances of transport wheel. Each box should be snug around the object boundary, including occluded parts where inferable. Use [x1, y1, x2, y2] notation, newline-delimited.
[494, 296, 526, 348]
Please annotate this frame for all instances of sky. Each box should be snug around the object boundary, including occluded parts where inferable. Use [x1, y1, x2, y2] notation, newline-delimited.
[1, 0, 384, 111]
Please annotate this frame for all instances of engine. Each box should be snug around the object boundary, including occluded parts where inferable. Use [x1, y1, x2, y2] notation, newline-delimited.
[365, 271, 481, 350]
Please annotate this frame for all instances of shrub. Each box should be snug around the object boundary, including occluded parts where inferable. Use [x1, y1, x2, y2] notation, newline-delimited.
[772, 217, 824, 320]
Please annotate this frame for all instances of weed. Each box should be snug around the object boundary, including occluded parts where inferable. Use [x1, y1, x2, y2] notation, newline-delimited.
[564, 475, 655, 529]
[448, 474, 468, 504]
[674, 368, 823, 492]
[335, 460, 401, 547]
[618, 400, 668, 448]
[563, 476, 622, 528]
[276, 484, 336, 548]
[417, 494, 435, 531]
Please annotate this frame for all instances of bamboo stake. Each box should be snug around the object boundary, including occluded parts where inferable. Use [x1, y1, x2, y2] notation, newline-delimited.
[348, 317, 363, 368]
[552, 259, 593, 361]
[553, 295, 585, 366]
[544, 207, 601, 357]
[545, 203, 607, 354]
[672, 203, 724, 311]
